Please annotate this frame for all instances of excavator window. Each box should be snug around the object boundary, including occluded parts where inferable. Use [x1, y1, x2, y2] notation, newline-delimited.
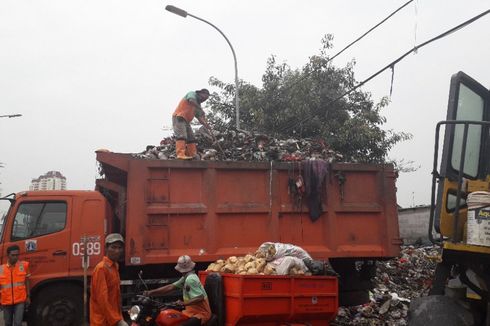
[432, 71, 490, 237]
[446, 192, 467, 213]
[449, 83, 485, 179]
[441, 73, 488, 182]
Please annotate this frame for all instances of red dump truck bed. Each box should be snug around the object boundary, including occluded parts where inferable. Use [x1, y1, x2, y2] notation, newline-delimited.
[96, 151, 401, 266]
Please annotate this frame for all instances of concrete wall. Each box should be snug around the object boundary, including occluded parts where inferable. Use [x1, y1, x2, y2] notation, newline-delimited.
[398, 205, 440, 244]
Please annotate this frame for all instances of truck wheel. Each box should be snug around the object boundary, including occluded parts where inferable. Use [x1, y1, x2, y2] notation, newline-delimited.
[428, 261, 451, 295]
[204, 273, 224, 326]
[30, 284, 83, 326]
[339, 290, 370, 307]
[330, 259, 374, 292]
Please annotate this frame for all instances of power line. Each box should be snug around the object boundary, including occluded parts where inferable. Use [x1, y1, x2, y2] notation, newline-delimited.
[328, 0, 413, 63]
[272, 0, 414, 135]
[278, 9, 490, 134]
[288, 0, 413, 88]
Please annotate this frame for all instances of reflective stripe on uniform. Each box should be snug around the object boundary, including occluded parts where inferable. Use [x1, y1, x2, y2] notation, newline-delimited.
[0, 282, 25, 289]
[0, 261, 29, 305]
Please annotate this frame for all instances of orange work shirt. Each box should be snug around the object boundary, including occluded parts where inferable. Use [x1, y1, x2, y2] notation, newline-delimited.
[172, 273, 211, 324]
[173, 91, 205, 123]
[0, 261, 30, 305]
[90, 256, 123, 326]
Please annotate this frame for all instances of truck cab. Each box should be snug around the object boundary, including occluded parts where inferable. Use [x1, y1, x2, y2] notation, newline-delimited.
[0, 190, 107, 326]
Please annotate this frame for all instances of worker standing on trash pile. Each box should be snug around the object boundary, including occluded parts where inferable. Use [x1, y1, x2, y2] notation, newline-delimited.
[172, 89, 211, 160]
[144, 255, 211, 326]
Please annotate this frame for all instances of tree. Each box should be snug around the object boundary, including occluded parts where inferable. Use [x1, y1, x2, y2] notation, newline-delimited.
[206, 34, 411, 163]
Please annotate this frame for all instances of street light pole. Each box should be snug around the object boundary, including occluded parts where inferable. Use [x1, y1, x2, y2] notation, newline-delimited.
[165, 5, 240, 129]
[0, 114, 22, 118]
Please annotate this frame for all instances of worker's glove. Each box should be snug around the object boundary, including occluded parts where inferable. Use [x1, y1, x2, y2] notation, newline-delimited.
[116, 320, 129, 326]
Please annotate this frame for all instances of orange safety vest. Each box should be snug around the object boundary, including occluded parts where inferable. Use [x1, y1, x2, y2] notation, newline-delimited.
[173, 97, 198, 123]
[0, 261, 29, 305]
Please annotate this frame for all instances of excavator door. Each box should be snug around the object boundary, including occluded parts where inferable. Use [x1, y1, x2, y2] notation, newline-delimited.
[432, 71, 490, 242]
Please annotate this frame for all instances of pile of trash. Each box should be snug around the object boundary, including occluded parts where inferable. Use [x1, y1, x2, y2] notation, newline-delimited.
[206, 242, 311, 276]
[133, 127, 343, 162]
[332, 245, 440, 326]
[206, 242, 336, 276]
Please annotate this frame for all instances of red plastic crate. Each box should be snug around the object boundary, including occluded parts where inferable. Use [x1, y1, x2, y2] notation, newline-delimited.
[200, 272, 338, 326]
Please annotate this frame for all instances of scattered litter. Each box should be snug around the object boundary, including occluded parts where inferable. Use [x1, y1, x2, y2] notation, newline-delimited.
[332, 245, 439, 325]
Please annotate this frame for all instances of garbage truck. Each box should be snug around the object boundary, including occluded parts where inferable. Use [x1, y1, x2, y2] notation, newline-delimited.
[0, 151, 401, 325]
[409, 71, 490, 326]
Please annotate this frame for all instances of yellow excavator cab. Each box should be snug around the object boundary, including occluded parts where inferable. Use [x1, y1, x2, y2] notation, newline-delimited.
[410, 72, 490, 326]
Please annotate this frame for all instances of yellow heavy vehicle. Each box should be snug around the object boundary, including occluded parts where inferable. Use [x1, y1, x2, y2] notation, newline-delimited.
[409, 72, 490, 326]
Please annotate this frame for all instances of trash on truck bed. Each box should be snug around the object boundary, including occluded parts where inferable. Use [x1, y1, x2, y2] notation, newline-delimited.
[134, 127, 344, 162]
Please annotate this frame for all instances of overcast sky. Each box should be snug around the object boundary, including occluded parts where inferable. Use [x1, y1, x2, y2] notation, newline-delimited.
[0, 0, 489, 208]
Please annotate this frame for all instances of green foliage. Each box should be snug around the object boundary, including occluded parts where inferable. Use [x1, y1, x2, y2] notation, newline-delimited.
[206, 34, 411, 163]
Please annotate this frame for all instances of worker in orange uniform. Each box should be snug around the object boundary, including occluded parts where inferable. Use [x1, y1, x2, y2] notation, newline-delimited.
[172, 89, 211, 160]
[0, 245, 30, 326]
[143, 255, 212, 326]
[90, 233, 128, 326]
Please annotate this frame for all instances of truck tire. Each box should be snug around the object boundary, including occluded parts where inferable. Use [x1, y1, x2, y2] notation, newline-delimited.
[204, 273, 224, 326]
[30, 283, 83, 326]
[339, 290, 370, 307]
[330, 259, 374, 292]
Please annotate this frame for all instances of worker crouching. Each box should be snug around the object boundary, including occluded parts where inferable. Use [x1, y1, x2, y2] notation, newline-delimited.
[172, 89, 211, 160]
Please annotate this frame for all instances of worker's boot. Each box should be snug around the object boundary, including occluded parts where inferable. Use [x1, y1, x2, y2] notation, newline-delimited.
[175, 140, 192, 160]
[186, 143, 199, 160]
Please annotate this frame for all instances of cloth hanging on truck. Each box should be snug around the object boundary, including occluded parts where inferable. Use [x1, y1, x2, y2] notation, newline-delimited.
[287, 162, 305, 212]
[302, 160, 329, 222]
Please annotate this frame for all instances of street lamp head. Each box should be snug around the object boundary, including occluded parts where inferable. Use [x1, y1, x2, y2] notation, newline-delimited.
[0, 114, 22, 118]
[165, 5, 188, 18]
